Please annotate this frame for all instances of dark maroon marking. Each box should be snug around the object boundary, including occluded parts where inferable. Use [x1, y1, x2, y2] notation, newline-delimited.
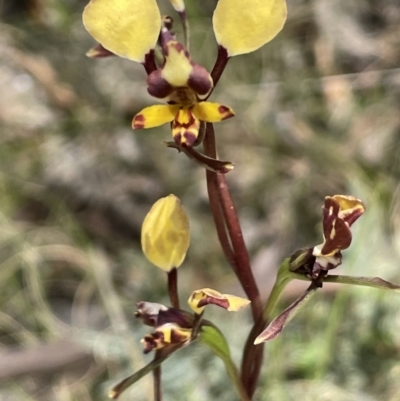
[147, 70, 174, 98]
[218, 105, 234, 120]
[173, 109, 196, 129]
[188, 64, 213, 96]
[170, 329, 190, 344]
[344, 208, 364, 227]
[143, 50, 157, 75]
[321, 218, 352, 255]
[197, 296, 230, 310]
[183, 131, 196, 147]
[133, 114, 145, 129]
[163, 15, 174, 31]
[174, 132, 182, 145]
[322, 197, 339, 241]
[218, 105, 230, 113]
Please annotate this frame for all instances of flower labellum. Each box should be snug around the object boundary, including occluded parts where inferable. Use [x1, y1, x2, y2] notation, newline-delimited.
[141, 194, 190, 272]
[188, 288, 250, 314]
[141, 323, 192, 353]
[314, 195, 365, 261]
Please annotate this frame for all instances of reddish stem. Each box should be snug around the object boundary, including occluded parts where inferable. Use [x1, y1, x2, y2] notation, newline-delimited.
[203, 126, 237, 269]
[143, 50, 157, 75]
[203, 123, 264, 398]
[209, 46, 230, 93]
[168, 268, 180, 309]
[154, 356, 162, 401]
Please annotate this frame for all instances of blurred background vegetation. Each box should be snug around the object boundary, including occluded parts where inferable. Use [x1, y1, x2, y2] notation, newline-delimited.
[1, 0, 400, 400]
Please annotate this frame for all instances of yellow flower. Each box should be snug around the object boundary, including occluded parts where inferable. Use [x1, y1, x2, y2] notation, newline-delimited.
[213, 0, 287, 57]
[188, 288, 250, 314]
[141, 194, 190, 272]
[132, 30, 234, 146]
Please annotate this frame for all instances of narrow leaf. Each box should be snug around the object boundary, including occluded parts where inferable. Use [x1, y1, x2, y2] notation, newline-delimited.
[324, 275, 400, 292]
[255, 287, 317, 344]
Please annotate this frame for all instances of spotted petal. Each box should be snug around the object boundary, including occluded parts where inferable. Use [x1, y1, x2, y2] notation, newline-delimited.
[192, 102, 234, 122]
[82, 0, 161, 63]
[213, 0, 287, 57]
[132, 105, 179, 129]
[172, 108, 200, 146]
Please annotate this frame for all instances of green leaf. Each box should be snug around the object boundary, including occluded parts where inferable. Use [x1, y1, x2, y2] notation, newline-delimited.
[291, 272, 400, 293]
[324, 275, 400, 292]
[200, 324, 250, 401]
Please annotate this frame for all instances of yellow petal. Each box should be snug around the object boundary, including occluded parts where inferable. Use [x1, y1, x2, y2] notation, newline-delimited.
[331, 195, 366, 220]
[192, 102, 235, 123]
[141, 194, 190, 271]
[82, 0, 161, 63]
[213, 0, 287, 57]
[188, 288, 250, 314]
[132, 105, 179, 129]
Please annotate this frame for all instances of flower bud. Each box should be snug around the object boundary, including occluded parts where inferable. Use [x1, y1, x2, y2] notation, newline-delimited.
[141, 194, 190, 271]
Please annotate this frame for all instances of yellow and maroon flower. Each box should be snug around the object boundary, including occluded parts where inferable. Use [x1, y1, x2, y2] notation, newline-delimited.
[188, 288, 250, 314]
[132, 29, 234, 146]
[290, 195, 365, 278]
[135, 301, 194, 353]
[142, 323, 192, 354]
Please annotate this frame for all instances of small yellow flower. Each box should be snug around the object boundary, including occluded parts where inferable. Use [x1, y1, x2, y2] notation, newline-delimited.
[141, 194, 190, 272]
[188, 288, 250, 314]
[213, 0, 287, 57]
[132, 31, 234, 146]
